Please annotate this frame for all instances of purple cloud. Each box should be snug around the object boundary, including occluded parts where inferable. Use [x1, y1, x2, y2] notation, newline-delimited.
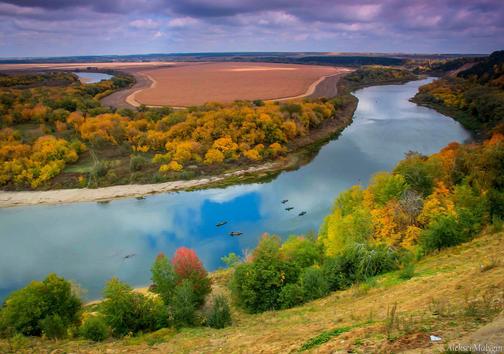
[0, 0, 502, 57]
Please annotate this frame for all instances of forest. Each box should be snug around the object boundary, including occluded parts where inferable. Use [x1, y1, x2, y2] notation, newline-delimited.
[0, 68, 359, 190]
[342, 66, 417, 90]
[413, 50, 504, 135]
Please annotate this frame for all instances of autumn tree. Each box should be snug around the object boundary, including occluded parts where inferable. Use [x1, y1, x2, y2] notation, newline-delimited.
[172, 247, 211, 305]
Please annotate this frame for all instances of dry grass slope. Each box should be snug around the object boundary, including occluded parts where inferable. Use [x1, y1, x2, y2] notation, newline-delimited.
[2, 231, 503, 353]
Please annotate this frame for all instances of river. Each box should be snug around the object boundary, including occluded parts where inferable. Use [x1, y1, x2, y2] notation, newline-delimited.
[73, 72, 113, 84]
[0, 78, 470, 301]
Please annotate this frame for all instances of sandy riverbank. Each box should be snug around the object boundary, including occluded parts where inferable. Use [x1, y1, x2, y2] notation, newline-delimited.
[0, 162, 281, 208]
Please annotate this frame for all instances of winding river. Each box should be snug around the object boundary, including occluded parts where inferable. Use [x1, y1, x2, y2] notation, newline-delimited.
[0, 78, 470, 301]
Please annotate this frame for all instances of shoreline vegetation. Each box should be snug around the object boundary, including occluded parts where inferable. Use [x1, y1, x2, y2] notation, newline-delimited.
[0, 66, 418, 208]
[411, 50, 504, 140]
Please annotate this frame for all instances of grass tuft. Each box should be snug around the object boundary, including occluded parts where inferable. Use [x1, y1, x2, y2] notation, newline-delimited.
[299, 326, 352, 351]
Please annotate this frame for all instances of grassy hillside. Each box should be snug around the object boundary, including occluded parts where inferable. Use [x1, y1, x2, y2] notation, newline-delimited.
[2, 230, 502, 353]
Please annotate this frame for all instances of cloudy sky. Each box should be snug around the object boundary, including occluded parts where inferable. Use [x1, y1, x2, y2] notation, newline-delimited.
[1, 0, 503, 57]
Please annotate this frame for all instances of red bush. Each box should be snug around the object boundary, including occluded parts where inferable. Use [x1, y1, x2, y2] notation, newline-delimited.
[172, 247, 206, 278]
[172, 247, 211, 304]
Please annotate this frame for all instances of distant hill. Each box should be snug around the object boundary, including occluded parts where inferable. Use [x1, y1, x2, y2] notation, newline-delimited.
[458, 50, 504, 85]
[0, 52, 472, 67]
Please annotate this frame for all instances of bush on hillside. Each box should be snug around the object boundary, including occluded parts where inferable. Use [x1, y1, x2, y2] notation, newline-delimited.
[205, 294, 232, 329]
[300, 267, 330, 301]
[420, 214, 468, 252]
[280, 235, 323, 268]
[172, 247, 212, 306]
[230, 234, 300, 313]
[322, 244, 401, 290]
[79, 316, 109, 342]
[321, 256, 350, 291]
[278, 283, 305, 309]
[151, 252, 177, 305]
[0, 273, 81, 337]
[221, 252, 241, 268]
[172, 279, 197, 328]
[40, 314, 69, 339]
[130, 155, 147, 172]
[101, 278, 166, 337]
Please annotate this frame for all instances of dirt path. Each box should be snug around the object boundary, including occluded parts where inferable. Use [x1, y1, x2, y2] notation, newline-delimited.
[101, 70, 153, 109]
[267, 70, 351, 102]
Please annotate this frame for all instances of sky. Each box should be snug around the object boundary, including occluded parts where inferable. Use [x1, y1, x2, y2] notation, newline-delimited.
[0, 0, 503, 57]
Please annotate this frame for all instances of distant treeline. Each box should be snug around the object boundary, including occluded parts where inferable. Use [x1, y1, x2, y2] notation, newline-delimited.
[413, 50, 504, 135]
[341, 67, 417, 91]
[411, 57, 482, 76]
[0, 54, 405, 67]
[0, 72, 78, 88]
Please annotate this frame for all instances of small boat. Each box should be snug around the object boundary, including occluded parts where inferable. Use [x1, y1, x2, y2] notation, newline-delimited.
[285, 207, 294, 211]
[229, 231, 243, 237]
[216, 221, 228, 227]
[136, 196, 146, 200]
[123, 253, 136, 259]
[281, 199, 289, 204]
[298, 211, 307, 216]
[97, 200, 110, 205]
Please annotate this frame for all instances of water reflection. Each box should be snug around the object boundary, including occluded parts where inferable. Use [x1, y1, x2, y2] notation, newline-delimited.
[0, 78, 471, 301]
[73, 72, 113, 84]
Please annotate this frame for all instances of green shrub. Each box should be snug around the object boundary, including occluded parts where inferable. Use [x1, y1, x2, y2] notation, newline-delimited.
[205, 294, 232, 329]
[40, 314, 67, 339]
[230, 235, 300, 313]
[0, 273, 81, 336]
[278, 283, 305, 309]
[102, 278, 166, 337]
[130, 155, 147, 172]
[151, 253, 177, 305]
[172, 279, 197, 328]
[221, 252, 240, 268]
[93, 161, 109, 178]
[280, 236, 322, 268]
[398, 262, 415, 280]
[420, 214, 468, 252]
[341, 243, 400, 282]
[321, 256, 348, 291]
[300, 267, 329, 301]
[80, 316, 109, 342]
[322, 244, 401, 290]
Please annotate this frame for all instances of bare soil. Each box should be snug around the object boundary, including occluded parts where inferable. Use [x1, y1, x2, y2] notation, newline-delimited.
[130, 62, 349, 107]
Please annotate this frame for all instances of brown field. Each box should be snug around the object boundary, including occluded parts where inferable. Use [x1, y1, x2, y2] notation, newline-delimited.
[0, 61, 351, 108]
[132, 62, 350, 107]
